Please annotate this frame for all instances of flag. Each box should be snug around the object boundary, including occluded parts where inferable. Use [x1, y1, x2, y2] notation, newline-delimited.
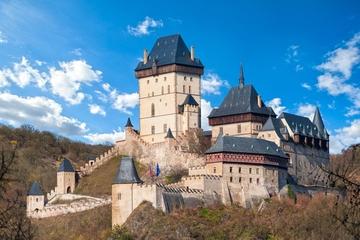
[149, 163, 154, 177]
[156, 163, 160, 177]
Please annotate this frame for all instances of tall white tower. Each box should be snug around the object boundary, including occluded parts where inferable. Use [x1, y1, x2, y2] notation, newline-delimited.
[135, 34, 204, 143]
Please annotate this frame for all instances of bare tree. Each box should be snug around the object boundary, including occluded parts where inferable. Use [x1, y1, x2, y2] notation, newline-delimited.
[321, 144, 360, 239]
[0, 140, 34, 240]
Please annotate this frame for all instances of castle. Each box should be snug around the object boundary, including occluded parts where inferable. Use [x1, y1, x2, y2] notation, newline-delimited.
[111, 34, 330, 226]
[26, 34, 330, 227]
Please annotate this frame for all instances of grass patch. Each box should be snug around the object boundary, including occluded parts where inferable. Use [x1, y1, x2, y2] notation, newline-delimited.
[33, 205, 111, 240]
[75, 156, 121, 197]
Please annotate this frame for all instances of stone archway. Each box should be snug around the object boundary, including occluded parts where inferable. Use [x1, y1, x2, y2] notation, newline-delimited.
[67, 186, 71, 193]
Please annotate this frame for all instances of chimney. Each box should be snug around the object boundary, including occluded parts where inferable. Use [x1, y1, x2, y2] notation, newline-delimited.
[190, 46, 195, 61]
[257, 95, 262, 108]
[143, 49, 148, 64]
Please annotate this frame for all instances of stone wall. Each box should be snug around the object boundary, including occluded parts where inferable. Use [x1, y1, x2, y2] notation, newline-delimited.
[115, 128, 205, 172]
[27, 194, 111, 219]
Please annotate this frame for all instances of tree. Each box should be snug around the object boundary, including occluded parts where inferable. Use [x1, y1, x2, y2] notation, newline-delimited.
[321, 144, 360, 239]
[0, 140, 34, 240]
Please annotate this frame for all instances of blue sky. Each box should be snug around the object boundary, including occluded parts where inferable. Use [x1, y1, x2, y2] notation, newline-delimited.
[0, 0, 360, 153]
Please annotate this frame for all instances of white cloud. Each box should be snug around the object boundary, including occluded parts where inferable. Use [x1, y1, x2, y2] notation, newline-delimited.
[110, 91, 139, 114]
[88, 104, 106, 116]
[345, 107, 360, 117]
[286, 45, 300, 62]
[49, 60, 102, 105]
[266, 98, 287, 115]
[201, 99, 213, 131]
[316, 32, 360, 113]
[0, 31, 7, 43]
[286, 45, 303, 71]
[102, 83, 111, 92]
[127, 16, 163, 37]
[295, 64, 304, 72]
[70, 48, 82, 56]
[296, 103, 317, 120]
[330, 119, 360, 154]
[0, 56, 48, 89]
[301, 82, 312, 90]
[84, 128, 125, 144]
[0, 92, 87, 136]
[201, 73, 229, 95]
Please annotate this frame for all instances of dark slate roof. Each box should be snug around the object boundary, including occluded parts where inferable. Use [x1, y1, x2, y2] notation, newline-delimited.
[208, 84, 275, 118]
[113, 157, 143, 184]
[261, 117, 286, 140]
[135, 34, 203, 71]
[279, 112, 325, 139]
[125, 117, 133, 128]
[206, 135, 287, 158]
[27, 182, 43, 196]
[165, 128, 175, 139]
[182, 94, 199, 106]
[203, 130, 212, 136]
[312, 107, 325, 133]
[58, 159, 75, 172]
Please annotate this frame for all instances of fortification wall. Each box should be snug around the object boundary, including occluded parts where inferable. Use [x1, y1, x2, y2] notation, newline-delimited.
[28, 195, 111, 219]
[115, 128, 205, 172]
[283, 142, 329, 185]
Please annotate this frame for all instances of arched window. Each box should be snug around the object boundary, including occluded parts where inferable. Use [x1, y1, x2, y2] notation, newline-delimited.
[151, 103, 155, 116]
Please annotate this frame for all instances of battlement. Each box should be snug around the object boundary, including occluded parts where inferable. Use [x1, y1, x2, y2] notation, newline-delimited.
[28, 195, 111, 219]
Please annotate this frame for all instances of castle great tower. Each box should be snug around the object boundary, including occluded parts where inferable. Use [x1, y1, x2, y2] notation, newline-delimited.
[135, 34, 204, 143]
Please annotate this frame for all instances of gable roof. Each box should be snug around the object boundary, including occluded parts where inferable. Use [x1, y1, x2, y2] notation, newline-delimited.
[113, 157, 143, 184]
[261, 116, 287, 140]
[206, 135, 287, 158]
[135, 34, 203, 71]
[58, 158, 75, 172]
[208, 84, 275, 118]
[27, 182, 43, 196]
[279, 112, 325, 139]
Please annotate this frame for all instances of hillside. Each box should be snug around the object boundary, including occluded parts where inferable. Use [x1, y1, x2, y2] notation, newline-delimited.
[116, 197, 353, 240]
[75, 156, 148, 197]
[34, 205, 111, 240]
[0, 124, 111, 192]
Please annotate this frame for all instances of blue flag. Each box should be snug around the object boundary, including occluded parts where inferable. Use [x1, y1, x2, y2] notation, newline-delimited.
[156, 163, 160, 176]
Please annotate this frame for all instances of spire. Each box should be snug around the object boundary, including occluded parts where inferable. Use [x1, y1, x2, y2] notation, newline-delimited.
[312, 107, 325, 134]
[165, 128, 174, 139]
[125, 117, 133, 128]
[239, 64, 245, 88]
[113, 157, 143, 184]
